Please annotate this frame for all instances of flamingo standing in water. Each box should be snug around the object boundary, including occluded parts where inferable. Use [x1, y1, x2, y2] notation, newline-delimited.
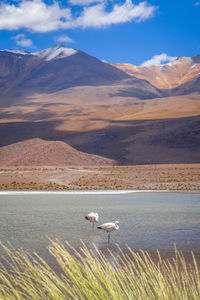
[97, 221, 119, 244]
[85, 212, 99, 231]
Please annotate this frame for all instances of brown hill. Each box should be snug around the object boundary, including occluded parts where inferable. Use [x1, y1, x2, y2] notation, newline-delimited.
[0, 138, 115, 166]
[111, 55, 200, 89]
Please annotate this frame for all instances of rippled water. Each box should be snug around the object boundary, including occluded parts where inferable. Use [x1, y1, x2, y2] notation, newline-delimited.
[0, 192, 200, 259]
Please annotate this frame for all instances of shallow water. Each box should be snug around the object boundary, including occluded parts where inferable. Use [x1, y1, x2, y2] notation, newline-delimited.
[0, 192, 200, 259]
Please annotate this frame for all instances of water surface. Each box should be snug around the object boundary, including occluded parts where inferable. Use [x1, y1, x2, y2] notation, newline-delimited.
[0, 192, 200, 260]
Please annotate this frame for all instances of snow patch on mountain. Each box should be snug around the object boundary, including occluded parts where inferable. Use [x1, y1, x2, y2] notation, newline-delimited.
[2, 49, 30, 55]
[168, 56, 192, 66]
[32, 45, 77, 61]
[191, 64, 197, 69]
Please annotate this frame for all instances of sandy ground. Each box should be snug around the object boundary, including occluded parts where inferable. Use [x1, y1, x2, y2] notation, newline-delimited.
[0, 164, 199, 191]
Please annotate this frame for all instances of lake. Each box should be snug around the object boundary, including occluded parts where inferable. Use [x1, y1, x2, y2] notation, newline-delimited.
[0, 191, 200, 262]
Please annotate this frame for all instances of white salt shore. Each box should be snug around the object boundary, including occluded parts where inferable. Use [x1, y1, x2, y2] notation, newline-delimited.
[0, 190, 171, 195]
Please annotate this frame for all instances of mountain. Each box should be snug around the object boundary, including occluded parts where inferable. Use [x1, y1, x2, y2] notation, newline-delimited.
[0, 45, 131, 106]
[0, 45, 199, 166]
[2, 45, 200, 107]
[172, 76, 200, 95]
[0, 138, 115, 166]
[111, 55, 200, 90]
[1, 46, 200, 102]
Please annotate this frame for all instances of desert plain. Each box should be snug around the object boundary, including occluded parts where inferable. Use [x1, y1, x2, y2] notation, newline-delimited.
[0, 164, 199, 191]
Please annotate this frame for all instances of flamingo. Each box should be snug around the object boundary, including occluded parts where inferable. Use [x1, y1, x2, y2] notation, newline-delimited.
[85, 212, 99, 231]
[97, 221, 119, 244]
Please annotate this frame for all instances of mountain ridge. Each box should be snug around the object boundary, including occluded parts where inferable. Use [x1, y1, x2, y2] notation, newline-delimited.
[1, 45, 200, 103]
[111, 54, 200, 90]
[1, 44, 78, 61]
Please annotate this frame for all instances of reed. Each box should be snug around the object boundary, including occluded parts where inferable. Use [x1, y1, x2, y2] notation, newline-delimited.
[0, 240, 199, 299]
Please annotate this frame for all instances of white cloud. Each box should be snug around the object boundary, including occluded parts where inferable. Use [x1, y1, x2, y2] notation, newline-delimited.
[0, 0, 157, 32]
[13, 33, 33, 48]
[13, 33, 26, 40]
[16, 38, 33, 47]
[0, 0, 71, 32]
[141, 53, 177, 67]
[56, 35, 74, 43]
[69, 0, 104, 5]
[72, 1, 157, 28]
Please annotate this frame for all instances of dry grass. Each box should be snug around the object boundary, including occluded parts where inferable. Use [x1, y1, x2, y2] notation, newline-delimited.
[0, 241, 200, 299]
[0, 164, 199, 191]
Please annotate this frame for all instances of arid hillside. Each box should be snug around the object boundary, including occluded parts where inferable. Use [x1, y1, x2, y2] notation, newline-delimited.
[0, 46, 199, 167]
[0, 138, 115, 166]
[0, 86, 199, 165]
[111, 55, 200, 90]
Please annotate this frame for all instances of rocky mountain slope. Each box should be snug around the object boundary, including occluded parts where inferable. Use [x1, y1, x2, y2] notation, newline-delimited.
[0, 45, 130, 106]
[1, 45, 200, 105]
[112, 55, 200, 90]
[0, 45, 199, 166]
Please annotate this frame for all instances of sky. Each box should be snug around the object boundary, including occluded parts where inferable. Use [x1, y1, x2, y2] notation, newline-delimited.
[0, 0, 199, 66]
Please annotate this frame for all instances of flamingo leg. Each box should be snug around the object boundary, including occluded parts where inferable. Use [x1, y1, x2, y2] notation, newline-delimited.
[108, 232, 110, 245]
[92, 222, 94, 232]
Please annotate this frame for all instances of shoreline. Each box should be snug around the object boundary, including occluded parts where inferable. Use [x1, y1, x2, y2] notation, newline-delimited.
[0, 189, 200, 195]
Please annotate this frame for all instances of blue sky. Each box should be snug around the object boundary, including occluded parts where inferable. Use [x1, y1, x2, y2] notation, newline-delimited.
[0, 0, 199, 65]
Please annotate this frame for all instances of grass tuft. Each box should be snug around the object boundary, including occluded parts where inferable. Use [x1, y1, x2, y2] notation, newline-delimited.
[0, 241, 200, 299]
